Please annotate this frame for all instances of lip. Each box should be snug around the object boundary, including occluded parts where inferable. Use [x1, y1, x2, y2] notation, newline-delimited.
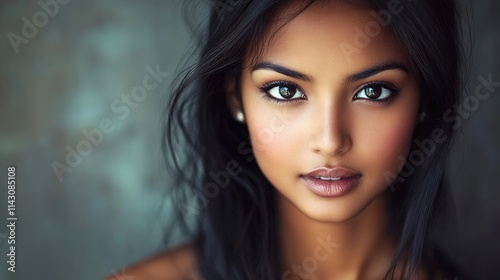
[301, 166, 361, 197]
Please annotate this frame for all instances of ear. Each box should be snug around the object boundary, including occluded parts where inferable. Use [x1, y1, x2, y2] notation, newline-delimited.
[225, 77, 242, 116]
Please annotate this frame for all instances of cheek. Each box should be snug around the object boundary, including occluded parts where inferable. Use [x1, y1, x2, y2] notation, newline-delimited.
[246, 107, 291, 173]
[356, 104, 418, 180]
[242, 95, 301, 183]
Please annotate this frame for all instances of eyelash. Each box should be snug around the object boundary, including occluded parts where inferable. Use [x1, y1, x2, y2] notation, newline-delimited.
[354, 81, 400, 105]
[258, 80, 306, 105]
[257, 80, 400, 105]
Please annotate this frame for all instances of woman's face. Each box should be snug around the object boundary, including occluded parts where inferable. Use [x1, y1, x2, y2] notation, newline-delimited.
[238, 1, 420, 222]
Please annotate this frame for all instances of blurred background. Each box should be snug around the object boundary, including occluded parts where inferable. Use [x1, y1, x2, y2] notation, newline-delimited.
[0, 0, 499, 279]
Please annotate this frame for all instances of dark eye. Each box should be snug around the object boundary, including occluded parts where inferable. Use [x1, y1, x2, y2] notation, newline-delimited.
[262, 82, 305, 101]
[268, 85, 304, 100]
[354, 84, 394, 101]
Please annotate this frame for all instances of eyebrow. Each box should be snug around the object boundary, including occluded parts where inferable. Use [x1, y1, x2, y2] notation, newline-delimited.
[251, 61, 409, 83]
[252, 62, 313, 82]
[346, 61, 409, 82]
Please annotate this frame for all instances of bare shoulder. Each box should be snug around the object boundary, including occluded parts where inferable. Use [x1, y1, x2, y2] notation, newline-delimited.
[105, 243, 200, 280]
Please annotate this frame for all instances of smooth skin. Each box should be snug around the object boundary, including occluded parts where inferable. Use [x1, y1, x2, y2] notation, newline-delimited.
[108, 1, 448, 279]
[235, 1, 420, 279]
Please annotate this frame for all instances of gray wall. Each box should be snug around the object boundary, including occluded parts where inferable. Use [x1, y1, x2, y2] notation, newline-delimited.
[0, 1, 498, 279]
[445, 1, 500, 278]
[1, 1, 190, 279]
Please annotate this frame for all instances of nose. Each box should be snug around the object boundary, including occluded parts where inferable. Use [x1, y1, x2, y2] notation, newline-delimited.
[308, 101, 351, 157]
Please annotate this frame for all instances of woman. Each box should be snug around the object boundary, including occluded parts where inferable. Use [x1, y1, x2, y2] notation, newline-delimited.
[109, 0, 469, 279]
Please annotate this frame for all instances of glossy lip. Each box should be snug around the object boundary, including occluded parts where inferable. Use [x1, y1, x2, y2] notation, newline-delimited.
[301, 166, 362, 197]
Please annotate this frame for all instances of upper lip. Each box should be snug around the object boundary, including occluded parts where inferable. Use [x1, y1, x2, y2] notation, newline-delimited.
[302, 166, 360, 179]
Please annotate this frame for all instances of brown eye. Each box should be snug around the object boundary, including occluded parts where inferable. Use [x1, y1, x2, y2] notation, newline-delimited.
[262, 82, 305, 102]
[278, 86, 297, 99]
[354, 83, 394, 101]
[365, 85, 382, 99]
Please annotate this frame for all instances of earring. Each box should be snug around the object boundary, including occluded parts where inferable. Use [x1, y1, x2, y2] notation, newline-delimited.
[417, 111, 428, 124]
[235, 108, 245, 123]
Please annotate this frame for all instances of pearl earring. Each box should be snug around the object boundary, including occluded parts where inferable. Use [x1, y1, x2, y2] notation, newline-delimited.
[235, 108, 245, 123]
[417, 111, 428, 124]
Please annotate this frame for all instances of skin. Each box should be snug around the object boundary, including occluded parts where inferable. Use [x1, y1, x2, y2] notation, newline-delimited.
[105, 243, 200, 280]
[109, 1, 442, 280]
[234, 1, 421, 279]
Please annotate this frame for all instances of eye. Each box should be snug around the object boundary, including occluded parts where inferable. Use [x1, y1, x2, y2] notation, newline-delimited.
[353, 83, 397, 102]
[258, 81, 306, 102]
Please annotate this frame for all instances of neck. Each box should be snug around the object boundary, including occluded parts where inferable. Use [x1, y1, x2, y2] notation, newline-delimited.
[278, 191, 397, 280]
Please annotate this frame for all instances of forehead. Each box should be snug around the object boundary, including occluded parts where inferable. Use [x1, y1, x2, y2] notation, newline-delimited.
[245, 1, 411, 77]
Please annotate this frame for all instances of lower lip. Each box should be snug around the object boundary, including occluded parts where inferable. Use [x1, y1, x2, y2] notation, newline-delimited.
[301, 175, 361, 197]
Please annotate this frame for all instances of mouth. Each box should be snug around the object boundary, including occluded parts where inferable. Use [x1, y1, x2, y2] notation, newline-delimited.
[310, 176, 343, 181]
[301, 166, 361, 197]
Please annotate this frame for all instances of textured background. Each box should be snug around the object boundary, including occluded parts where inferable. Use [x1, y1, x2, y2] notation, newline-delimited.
[0, 1, 499, 279]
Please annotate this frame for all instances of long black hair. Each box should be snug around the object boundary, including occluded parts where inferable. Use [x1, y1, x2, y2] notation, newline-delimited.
[162, 0, 467, 279]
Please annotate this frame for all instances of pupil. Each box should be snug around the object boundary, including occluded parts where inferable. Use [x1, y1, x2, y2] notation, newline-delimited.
[366, 86, 381, 99]
[279, 86, 296, 98]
